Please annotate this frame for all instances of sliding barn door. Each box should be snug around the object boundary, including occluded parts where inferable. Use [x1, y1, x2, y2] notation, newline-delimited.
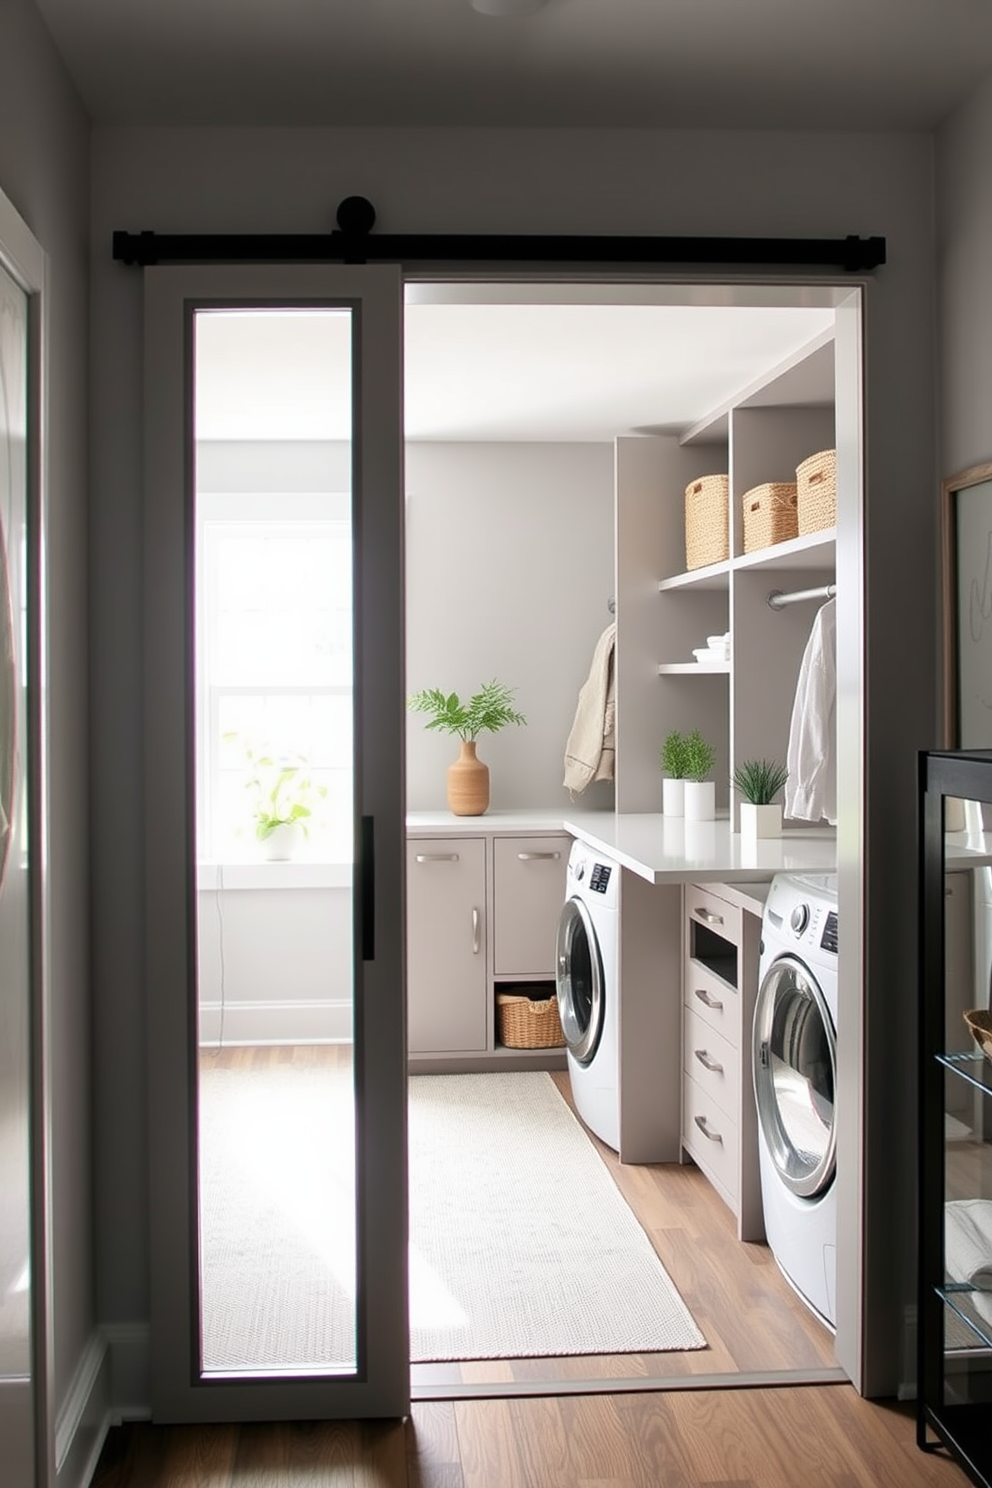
[142, 264, 407, 1420]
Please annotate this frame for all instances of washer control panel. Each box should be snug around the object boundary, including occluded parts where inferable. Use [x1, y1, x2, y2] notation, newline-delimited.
[589, 862, 612, 894]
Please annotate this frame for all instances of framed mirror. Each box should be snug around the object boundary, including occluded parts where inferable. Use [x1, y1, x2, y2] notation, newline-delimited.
[942, 460, 992, 747]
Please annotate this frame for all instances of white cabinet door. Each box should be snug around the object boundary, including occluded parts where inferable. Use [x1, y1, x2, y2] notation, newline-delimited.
[492, 835, 568, 977]
[407, 837, 488, 1053]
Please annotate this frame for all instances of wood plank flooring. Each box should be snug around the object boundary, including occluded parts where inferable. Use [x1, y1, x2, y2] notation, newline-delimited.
[91, 1389, 969, 1488]
[197, 1046, 836, 1390]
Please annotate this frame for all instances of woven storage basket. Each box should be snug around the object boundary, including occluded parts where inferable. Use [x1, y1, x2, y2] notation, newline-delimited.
[684, 474, 729, 570]
[796, 448, 837, 534]
[742, 482, 799, 553]
[496, 990, 565, 1050]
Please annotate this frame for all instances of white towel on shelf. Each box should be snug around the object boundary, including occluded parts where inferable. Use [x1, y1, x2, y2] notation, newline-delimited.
[945, 1199, 992, 1289]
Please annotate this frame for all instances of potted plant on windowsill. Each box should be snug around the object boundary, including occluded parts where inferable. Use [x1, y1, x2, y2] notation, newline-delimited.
[682, 729, 717, 821]
[234, 739, 328, 860]
[733, 757, 789, 844]
[407, 679, 526, 816]
[660, 729, 690, 816]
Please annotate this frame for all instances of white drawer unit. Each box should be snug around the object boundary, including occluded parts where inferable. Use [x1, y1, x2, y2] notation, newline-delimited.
[682, 879, 768, 1241]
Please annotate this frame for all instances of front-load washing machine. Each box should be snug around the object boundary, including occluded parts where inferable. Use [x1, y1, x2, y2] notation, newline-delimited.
[753, 871, 839, 1329]
[555, 839, 620, 1151]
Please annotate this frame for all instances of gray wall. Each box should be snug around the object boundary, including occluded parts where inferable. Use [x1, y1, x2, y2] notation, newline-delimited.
[405, 441, 615, 812]
[0, 0, 92, 1453]
[89, 123, 937, 1396]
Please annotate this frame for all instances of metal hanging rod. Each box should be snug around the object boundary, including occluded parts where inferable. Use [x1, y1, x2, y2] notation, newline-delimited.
[767, 583, 836, 611]
[112, 195, 887, 272]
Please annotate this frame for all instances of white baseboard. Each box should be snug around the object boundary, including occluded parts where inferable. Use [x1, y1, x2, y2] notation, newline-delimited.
[51, 1325, 152, 1488]
[55, 1330, 111, 1488]
[198, 998, 352, 1046]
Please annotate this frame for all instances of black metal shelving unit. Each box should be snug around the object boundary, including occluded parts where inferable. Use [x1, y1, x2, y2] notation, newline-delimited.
[919, 750, 992, 1488]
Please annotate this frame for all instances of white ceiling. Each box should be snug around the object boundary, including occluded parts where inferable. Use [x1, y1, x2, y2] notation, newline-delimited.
[193, 295, 835, 442]
[32, 0, 992, 132]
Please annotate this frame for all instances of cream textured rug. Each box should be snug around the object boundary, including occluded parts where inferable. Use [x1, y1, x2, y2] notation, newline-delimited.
[198, 1065, 705, 1370]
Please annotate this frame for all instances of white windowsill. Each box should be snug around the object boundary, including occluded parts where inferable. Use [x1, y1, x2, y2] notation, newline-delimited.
[197, 859, 353, 891]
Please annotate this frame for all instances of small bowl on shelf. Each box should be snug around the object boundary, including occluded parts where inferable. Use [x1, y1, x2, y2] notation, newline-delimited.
[963, 1009, 992, 1062]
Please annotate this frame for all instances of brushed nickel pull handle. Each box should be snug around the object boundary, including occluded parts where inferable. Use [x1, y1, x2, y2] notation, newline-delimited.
[694, 1049, 724, 1074]
[694, 988, 724, 1011]
[694, 907, 724, 926]
[416, 853, 460, 863]
[472, 907, 480, 955]
[517, 851, 561, 860]
[694, 1114, 723, 1143]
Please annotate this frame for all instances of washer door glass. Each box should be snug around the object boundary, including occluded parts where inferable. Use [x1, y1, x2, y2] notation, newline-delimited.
[555, 896, 603, 1065]
[753, 953, 837, 1198]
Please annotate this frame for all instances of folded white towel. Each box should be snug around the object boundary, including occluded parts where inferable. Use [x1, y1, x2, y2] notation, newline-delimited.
[707, 633, 731, 648]
[693, 646, 729, 664]
[945, 1199, 992, 1289]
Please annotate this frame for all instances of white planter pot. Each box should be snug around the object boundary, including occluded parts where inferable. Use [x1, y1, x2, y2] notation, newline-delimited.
[683, 780, 715, 821]
[662, 777, 685, 816]
[740, 801, 782, 844]
[261, 821, 305, 861]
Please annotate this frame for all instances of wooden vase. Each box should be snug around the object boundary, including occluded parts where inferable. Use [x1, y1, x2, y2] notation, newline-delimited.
[447, 740, 490, 816]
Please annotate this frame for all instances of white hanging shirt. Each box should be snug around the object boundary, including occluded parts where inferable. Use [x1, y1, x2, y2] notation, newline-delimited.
[785, 599, 837, 824]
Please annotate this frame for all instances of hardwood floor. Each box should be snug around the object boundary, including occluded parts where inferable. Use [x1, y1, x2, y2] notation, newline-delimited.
[196, 1047, 836, 1391]
[91, 1389, 969, 1487]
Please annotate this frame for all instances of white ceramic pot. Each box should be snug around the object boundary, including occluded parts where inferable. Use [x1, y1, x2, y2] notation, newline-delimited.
[683, 780, 715, 821]
[662, 777, 685, 816]
[740, 801, 782, 843]
[261, 821, 305, 861]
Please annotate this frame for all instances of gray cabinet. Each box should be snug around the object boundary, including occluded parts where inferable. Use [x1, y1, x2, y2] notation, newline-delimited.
[406, 824, 569, 1068]
[406, 836, 488, 1055]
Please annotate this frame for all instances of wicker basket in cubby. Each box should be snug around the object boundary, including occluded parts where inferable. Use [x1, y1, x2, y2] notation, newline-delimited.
[496, 990, 565, 1050]
[742, 481, 799, 553]
[684, 473, 730, 571]
[796, 449, 837, 535]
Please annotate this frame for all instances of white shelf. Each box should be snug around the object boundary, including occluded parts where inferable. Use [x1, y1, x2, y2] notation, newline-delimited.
[732, 527, 836, 573]
[658, 528, 836, 593]
[657, 662, 730, 675]
[658, 561, 730, 593]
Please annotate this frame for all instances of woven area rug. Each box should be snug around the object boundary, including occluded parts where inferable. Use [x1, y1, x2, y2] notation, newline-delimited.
[198, 1064, 705, 1370]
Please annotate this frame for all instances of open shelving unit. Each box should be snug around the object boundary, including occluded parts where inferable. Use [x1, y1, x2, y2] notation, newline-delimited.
[613, 330, 837, 824]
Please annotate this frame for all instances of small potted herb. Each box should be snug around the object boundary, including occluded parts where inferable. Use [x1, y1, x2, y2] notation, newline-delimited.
[733, 757, 789, 842]
[682, 729, 717, 821]
[660, 729, 690, 816]
[230, 737, 328, 860]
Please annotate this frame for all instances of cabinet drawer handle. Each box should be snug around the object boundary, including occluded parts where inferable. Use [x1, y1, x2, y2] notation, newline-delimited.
[694, 988, 724, 1011]
[694, 907, 724, 926]
[416, 853, 460, 863]
[694, 1114, 723, 1143]
[472, 907, 480, 955]
[517, 851, 561, 860]
[694, 1049, 724, 1074]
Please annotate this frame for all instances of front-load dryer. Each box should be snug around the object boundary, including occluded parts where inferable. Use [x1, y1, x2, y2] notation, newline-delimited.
[555, 839, 620, 1151]
[753, 871, 839, 1329]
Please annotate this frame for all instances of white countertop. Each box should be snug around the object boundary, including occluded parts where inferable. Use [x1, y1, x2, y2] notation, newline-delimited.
[406, 807, 838, 884]
[562, 812, 837, 885]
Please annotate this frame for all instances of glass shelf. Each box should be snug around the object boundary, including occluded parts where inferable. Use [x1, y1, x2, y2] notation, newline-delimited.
[939, 1283, 992, 1352]
[938, 1049, 992, 1096]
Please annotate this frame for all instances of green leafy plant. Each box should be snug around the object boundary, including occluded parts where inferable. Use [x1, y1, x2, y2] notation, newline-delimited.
[681, 728, 717, 783]
[661, 729, 690, 779]
[407, 680, 526, 741]
[227, 736, 328, 842]
[733, 757, 789, 805]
